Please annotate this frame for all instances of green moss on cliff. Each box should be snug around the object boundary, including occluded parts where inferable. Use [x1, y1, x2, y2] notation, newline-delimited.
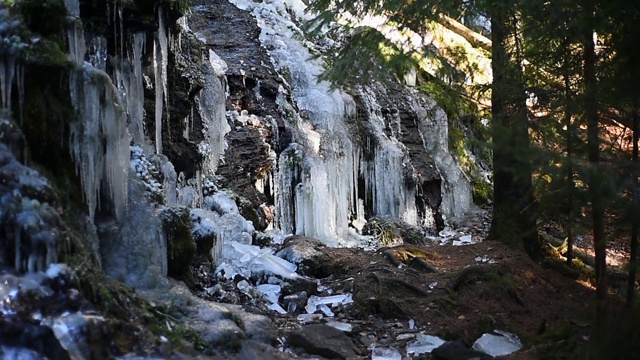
[161, 206, 197, 279]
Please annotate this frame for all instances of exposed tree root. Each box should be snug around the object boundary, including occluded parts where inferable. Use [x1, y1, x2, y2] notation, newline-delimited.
[412, 257, 438, 273]
[383, 250, 403, 267]
[370, 271, 431, 296]
[382, 247, 438, 273]
[447, 265, 500, 291]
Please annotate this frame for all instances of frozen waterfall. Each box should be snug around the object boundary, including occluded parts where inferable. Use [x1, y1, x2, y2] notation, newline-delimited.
[231, 0, 471, 245]
[66, 0, 129, 219]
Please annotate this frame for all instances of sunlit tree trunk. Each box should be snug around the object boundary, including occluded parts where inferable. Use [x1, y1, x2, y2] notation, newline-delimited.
[487, 1, 542, 260]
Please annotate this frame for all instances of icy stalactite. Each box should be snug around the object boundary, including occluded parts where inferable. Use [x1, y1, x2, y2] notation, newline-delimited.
[87, 36, 108, 71]
[275, 144, 303, 235]
[413, 95, 472, 220]
[66, 1, 129, 220]
[161, 160, 177, 205]
[0, 55, 15, 111]
[196, 50, 231, 176]
[127, 32, 146, 145]
[358, 87, 432, 227]
[69, 64, 129, 219]
[16, 62, 24, 123]
[154, 6, 168, 154]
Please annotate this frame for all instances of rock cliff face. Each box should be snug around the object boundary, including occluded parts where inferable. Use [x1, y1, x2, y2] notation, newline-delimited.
[0, 0, 473, 285]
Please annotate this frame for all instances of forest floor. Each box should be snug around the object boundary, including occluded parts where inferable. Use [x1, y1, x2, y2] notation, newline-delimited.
[262, 208, 634, 359]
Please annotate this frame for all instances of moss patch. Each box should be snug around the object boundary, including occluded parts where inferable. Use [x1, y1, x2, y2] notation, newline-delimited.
[161, 206, 197, 279]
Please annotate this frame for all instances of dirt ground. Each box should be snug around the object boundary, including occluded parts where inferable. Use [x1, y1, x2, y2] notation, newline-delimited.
[309, 242, 594, 356]
[263, 209, 625, 359]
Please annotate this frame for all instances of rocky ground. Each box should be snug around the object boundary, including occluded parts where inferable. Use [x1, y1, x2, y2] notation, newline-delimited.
[136, 207, 610, 360]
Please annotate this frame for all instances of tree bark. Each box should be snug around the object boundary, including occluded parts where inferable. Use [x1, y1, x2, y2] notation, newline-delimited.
[582, 1, 607, 338]
[627, 111, 639, 308]
[487, 3, 542, 260]
[564, 67, 575, 265]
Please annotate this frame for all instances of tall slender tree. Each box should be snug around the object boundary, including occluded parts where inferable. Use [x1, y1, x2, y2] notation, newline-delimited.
[581, 0, 608, 337]
[486, 0, 542, 259]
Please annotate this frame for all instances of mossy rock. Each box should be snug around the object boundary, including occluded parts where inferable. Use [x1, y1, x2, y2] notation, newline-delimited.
[161, 206, 196, 279]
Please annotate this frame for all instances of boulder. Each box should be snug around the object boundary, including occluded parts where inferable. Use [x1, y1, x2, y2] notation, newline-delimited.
[287, 324, 358, 359]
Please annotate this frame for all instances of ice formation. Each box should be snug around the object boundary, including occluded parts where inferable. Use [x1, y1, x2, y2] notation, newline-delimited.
[406, 333, 446, 355]
[197, 50, 231, 175]
[154, 6, 169, 155]
[472, 331, 523, 357]
[232, 0, 471, 247]
[66, 0, 129, 220]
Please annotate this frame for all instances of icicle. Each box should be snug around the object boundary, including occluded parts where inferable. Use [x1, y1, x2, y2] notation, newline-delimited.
[127, 32, 146, 145]
[162, 160, 177, 205]
[196, 50, 231, 175]
[88, 36, 107, 71]
[16, 62, 24, 124]
[152, 6, 169, 154]
[0, 55, 15, 111]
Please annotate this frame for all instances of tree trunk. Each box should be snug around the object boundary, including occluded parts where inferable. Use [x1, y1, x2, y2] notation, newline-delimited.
[487, 3, 542, 260]
[627, 111, 639, 308]
[564, 68, 575, 265]
[582, 2, 607, 338]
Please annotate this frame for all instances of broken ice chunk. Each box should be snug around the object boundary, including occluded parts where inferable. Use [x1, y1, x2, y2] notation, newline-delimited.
[297, 313, 323, 323]
[371, 346, 402, 360]
[438, 227, 457, 238]
[319, 304, 334, 317]
[256, 284, 281, 304]
[409, 318, 415, 329]
[452, 234, 473, 246]
[308, 294, 353, 307]
[326, 320, 352, 332]
[406, 333, 446, 355]
[472, 331, 522, 357]
[268, 302, 287, 314]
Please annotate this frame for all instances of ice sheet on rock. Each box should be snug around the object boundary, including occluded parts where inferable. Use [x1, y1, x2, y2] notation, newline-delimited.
[472, 331, 522, 357]
[208, 191, 239, 215]
[406, 333, 446, 355]
[371, 347, 402, 360]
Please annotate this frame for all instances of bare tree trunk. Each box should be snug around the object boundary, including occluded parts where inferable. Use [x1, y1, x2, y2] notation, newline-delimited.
[487, 3, 542, 260]
[582, 1, 607, 338]
[627, 111, 639, 308]
[564, 68, 575, 265]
